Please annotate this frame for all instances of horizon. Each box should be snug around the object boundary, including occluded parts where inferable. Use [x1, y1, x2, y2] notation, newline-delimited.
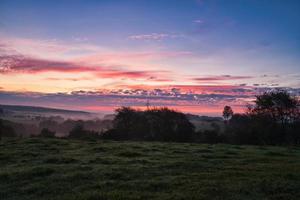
[0, 103, 226, 117]
[1, 0, 300, 115]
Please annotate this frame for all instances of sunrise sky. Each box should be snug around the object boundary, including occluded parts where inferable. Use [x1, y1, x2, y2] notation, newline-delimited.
[0, 0, 300, 115]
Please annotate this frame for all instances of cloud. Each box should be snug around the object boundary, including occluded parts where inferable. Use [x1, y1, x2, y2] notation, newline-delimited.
[192, 75, 253, 82]
[0, 54, 170, 80]
[96, 70, 167, 79]
[72, 36, 89, 42]
[0, 36, 101, 59]
[1, 86, 299, 115]
[0, 87, 250, 114]
[193, 19, 204, 24]
[148, 76, 173, 82]
[0, 55, 97, 73]
[45, 77, 92, 82]
[128, 33, 180, 41]
[76, 51, 192, 65]
[115, 84, 257, 97]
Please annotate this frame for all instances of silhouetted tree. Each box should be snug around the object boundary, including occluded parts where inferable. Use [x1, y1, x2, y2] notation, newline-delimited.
[251, 90, 299, 125]
[223, 106, 233, 123]
[226, 90, 300, 145]
[104, 107, 195, 142]
[226, 114, 262, 144]
[144, 107, 195, 142]
[250, 90, 299, 144]
[112, 107, 140, 140]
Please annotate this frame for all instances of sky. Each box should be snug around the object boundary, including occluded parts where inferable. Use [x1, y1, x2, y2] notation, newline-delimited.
[0, 0, 300, 115]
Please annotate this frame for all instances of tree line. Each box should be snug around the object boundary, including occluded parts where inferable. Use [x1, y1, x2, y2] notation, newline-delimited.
[1, 90, 299, 145]
[223, 90, 300, 145]
[101, 90, 300, 145]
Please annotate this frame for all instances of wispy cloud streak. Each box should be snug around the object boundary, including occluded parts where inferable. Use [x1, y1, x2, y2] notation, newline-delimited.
[0, 55, 170, 80]
[128, 33, 181, 41]
[192, 75, 253, 82]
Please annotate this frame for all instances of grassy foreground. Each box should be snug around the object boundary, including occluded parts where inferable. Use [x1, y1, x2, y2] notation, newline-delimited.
[0, 138, 300, 200]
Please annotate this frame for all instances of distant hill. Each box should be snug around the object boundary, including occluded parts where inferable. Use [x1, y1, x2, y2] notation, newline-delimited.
[185, 113, 223, 132]
[0, 104, 101, 120]
[0, 104, 90, 115]
[185, 113, 222, 122]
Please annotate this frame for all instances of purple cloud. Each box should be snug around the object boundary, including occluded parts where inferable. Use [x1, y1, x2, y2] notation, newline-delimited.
[192, 75, 253, 82]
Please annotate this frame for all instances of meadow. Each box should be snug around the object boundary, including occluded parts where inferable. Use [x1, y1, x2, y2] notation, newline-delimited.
[0, 138, 300, 200]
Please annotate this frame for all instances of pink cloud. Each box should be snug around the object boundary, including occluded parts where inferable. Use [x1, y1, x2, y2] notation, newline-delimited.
[96, 70, 170, 79]
[0, 55, 97, 73]
[0, 55, 170, 80]
[45, 77, 92, 82]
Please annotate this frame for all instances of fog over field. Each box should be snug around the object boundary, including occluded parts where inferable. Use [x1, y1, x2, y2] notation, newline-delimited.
[0, 104, 222, 137]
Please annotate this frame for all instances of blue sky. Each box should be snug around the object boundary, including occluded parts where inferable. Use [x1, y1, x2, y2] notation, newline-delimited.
[0, 0, 299, 114]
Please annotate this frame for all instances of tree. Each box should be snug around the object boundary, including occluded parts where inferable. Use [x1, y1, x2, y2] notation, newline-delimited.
[251, 90, 299, 125]
[105, 107, 195, 142]
[223, 106, 234, 123]
[244, 90, 300, 144]
[113, 107, 139, 138]
[226, 113, 264, 145]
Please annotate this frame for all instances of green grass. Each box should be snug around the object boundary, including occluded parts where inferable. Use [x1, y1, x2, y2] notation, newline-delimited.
[0, 138, 300, 200]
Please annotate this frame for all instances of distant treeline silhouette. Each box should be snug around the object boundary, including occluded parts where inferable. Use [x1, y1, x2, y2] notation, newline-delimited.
[224, 90, 300, 145]
[1, 90, 299, 145]
[103, 90, 300, 145]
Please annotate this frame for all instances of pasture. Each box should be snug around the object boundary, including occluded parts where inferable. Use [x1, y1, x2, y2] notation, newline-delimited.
[0, 138, 300, 200]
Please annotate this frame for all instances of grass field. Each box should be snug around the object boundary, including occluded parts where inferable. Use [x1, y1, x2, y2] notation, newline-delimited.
[0, 138, 300, 200]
